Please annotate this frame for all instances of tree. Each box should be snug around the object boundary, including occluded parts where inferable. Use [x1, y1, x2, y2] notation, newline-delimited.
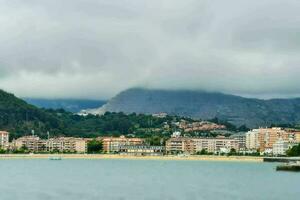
[146, 135, 165, 146]
[87, 140, 103, 154]
[286, 144, 300, 157]
[228, 148, 237, 156]
[197, 149, 208, 155]
[0, 148, 6, 154]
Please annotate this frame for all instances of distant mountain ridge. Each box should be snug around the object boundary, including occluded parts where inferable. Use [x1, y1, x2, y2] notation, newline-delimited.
[24, 98, 106, 113]
[85, 88, 300, 128]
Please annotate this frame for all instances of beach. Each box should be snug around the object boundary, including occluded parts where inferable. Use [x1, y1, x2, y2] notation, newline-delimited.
[0, 154, 263, 162]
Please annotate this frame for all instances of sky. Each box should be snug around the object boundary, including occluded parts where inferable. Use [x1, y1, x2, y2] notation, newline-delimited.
[0, 0, 300, 100]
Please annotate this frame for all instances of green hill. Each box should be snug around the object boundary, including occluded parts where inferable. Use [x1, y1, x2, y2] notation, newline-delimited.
[0, 89, 243, 140]
[0, 89, 64, 138]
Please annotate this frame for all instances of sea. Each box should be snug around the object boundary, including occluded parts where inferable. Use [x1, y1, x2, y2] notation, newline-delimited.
[0, 159, 299, 200]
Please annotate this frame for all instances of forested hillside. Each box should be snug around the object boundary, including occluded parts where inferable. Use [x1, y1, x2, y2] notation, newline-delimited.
[89, 88, 300, 128]
[2, 89, 232, 140]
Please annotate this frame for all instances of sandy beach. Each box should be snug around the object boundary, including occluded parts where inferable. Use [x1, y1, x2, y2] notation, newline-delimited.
[0, 154, 263, 162]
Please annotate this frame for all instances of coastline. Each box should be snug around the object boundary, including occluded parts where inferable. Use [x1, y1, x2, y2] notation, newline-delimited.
[0, 154, 263, 162]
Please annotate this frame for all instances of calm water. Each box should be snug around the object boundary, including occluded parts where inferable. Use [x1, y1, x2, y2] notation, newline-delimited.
[0, 159, 299, 200]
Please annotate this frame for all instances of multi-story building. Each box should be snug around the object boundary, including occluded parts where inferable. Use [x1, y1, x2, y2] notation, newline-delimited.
[0, 131, 9, 149]
[165, 137, 194, 154]
[102, 136, 144, 153]
[13, 136, 87, 153]
[245, 128, 300, 154]
[194, 136, 239, 153]
[13, 136, 46, 152]
[46, 137, 87, 153]
[273, 138, 289, 156]
[193, 138, 216, 153]
[289, 131, 300, 143]
[166, 136, 239, 154]
[246, 129, 260, 150]
[258, 128, 289, 153]
[230, 133, 246, 151]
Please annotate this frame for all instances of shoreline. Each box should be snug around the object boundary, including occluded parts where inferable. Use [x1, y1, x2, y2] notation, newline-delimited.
[0, 154, 263, 162]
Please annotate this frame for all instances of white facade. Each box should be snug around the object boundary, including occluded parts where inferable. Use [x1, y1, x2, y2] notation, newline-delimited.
[0, 131, 9, 149]
[46, 137, 87, 153]
[273, 138, 289, 156]
[246, 129, 260, 150]
[193, 137, 239, 153]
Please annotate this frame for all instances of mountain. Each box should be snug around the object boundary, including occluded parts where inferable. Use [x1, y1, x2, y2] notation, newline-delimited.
[85, 88, 300, 128]
[1, 89, 200, 139]
[23, 98, 106, 113]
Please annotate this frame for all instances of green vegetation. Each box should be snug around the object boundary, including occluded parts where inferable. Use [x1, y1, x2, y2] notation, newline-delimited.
[0, 89, 244, 141]
[0, 89, 65, 139]
[286, 144, 300, 157]
[197, 149, 207, 155]
[196, 149, 213, 155]
[87, 140, 103, 153]
[227, 148, 237, 156]
[145, 135, 168, 146]
[0, 89, 192, 139]
[0, 148, 6, 154]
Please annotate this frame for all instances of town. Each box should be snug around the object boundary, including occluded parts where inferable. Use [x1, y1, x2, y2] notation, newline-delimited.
[1, 127, 300, 157]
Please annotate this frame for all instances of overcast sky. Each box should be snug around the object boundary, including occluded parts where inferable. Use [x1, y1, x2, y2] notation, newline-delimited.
[0, 0, 300, 100]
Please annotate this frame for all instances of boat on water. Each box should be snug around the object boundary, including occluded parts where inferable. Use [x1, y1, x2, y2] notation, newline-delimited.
[49, 156, 62, 161]
[276, 161, 300, 172]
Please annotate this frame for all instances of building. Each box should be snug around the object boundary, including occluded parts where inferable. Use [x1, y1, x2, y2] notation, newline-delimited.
[102, 136, 144, 153]
[258, 128, 289, 153]
[230, 133, 246, 151]
[119, 145, 165, 156]
[13, 136, 46, 152]
[46, 137, 87, 153]
[273, 138, 289, 156]
[246, 129, 260, 150]
[295, 132, 300, 143]
[166, 136, 239, 154]
[179, 120, 226, 132]
[13, 136, 87, 153]
[0, 131, 9, 149]
[193, 136, 239, 154]
[287, 131, 300, 144]
[165, 137, 194, 154]
[246, 128, 299, 153]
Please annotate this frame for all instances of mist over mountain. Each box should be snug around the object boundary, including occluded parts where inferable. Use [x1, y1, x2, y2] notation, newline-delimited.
[24, 98, 106, 113]
[86, 88, 300, 128]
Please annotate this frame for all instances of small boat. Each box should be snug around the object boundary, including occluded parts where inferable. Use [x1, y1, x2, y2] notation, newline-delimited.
[49, 156, 62, 161]
[276, 161, 300, 172]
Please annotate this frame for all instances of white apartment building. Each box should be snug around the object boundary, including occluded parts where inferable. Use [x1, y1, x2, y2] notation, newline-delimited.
[194, 137, 239, 153]
[46, 137, 87, 153]
[0, 131, 9, 149]
[13, 136, 87, 153]
[273, 138, 289, 156]
[166, 136, 239, 154]
[14, 136, 45, 152]
[246, 129, 260, 150]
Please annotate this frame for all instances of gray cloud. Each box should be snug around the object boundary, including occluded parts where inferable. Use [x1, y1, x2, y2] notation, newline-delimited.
[0, 0, 299, 99]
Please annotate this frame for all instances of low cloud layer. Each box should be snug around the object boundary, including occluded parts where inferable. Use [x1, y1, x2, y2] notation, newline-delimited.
[0, 0, 300, 99]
